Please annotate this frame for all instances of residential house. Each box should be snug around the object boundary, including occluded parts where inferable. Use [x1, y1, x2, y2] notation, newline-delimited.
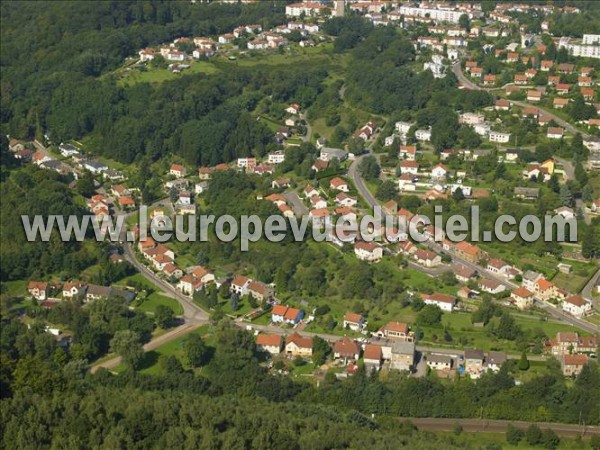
[27, 281, 49, 300]
[453, 265, 477, 283]
[399, 145, 416, 160]
[479, 278, 505, 295]
[230, 275, 251, 296]
[310, 196, 327, 210]
[489, 131, 511, 143]
[169, 164, 186, 178]
[454, 241, 485, 263]
[431, 163, 448, 181]
[247, 281, 274, 303]
[422, 292, 456, 312]
[511, 287, 535, 309]
[464, 348, 485, 379]
[273, 306, 304, 325]
[562, 354, 588, 377]
[377, 322, 412, 341]
[486, 351, 507, 372]
[562, 295, 592, 318]
[534, 278, 561, 301]
[354, 241, 383, 262]
[415, 128, 432, 141]
[268, 151, 286, 165]
[555, 206, 575, 220]
[390, 342, 415, 372]
[556, 83, 571, 95]
[304, 184, 319, 199]
[336, 193, 358, 208]
[426, 354, 453, 371]
[271, 304, 289, 323]
[522, 270, 543, 291]
[343, 313, 365, 332]
[547, 127, 564, 139]
[550, 331, 581, 356]
[62, 281, 86, 300]
[285, 333, 313, 358]
[256, 334, 283, 355]
[487, 258, 511, 276]
[363, 344, 383, 372]
[334, 337, 361, 363]
[198, 167, 213, 180]
[163, 263, 183, 280]
[527, 90, 542, 102]
[399, 160, 419, 175]
[414, 249, 442, 268]
[85, 284, 112, 302]
[553, 98, 569, 109]
[311, 159, 329, 172]
[59, 143, 79, 157]
[330, 177, 349, 192]
[495, 99, 511, 111]
[286, 103, 301, 115]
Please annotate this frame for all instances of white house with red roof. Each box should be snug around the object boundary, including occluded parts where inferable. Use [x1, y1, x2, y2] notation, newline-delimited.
[431, 163, 448, 181]
[330, 177, 349, 192]
[511, 287, 534, 309]
[562, 295, 592, 318]
[169, 164, 187, 178]
[256, 334, 283, 355]
[422, 292, 456, 312]
[354, 241, 383, 262]
[343, 312, 365, 332]
[399, 160, 419, 175]
[286, 103, 301, 115]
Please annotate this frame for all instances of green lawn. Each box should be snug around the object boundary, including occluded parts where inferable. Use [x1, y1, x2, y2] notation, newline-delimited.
[133, 292, 183, 316]
[118, 61, 219, 86]
[115, 324, 213, 375]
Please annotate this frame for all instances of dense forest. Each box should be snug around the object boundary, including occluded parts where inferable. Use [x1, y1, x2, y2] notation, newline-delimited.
[1, 314, 599, 448]
[0, 1, 305, 165]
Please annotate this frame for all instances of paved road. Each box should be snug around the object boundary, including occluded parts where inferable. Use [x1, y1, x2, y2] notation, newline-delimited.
[300, 112, 312, 144]
[122, 241, 209, 324]
[348, 152, 379, 209]
[346, 127, 598, 334]
[90, 322, 201, 373]
[283, 191, 309, 216]
[406, 418, 599, 438]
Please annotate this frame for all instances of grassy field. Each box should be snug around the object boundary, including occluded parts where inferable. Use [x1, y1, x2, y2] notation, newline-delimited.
[115, 324, 213, 375]
[133, 292, 183, 316]
[118, 61, 219, 86]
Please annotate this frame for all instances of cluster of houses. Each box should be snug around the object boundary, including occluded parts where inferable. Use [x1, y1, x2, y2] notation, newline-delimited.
[27, 279, 135, 306]
[255, 326, 512, 379]
[7, 139, 82, 179]
[137, 18, 321, 69]
[546, 331, 599, 376]
[255, 330, 418, 373]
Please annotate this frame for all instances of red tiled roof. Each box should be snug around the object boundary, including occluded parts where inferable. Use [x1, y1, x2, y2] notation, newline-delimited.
[256, 334, 282, 347]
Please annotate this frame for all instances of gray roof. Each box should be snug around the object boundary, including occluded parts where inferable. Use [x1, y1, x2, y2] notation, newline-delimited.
[86, 284, 112, 298]
[522, 270, 541, 281]
[59, 143, 78, 151]
[514, 187, 539, 197]
[487, 351, 507, 365]
[427, 354, 453, 365]
[392, 341, 415, 356]
[464, 348, 485, 360]
[84, 160, 108, 170]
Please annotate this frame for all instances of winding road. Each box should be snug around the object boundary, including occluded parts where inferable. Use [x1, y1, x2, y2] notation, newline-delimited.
[451, 61, 590, 139]
[346, 119, 598, 334]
